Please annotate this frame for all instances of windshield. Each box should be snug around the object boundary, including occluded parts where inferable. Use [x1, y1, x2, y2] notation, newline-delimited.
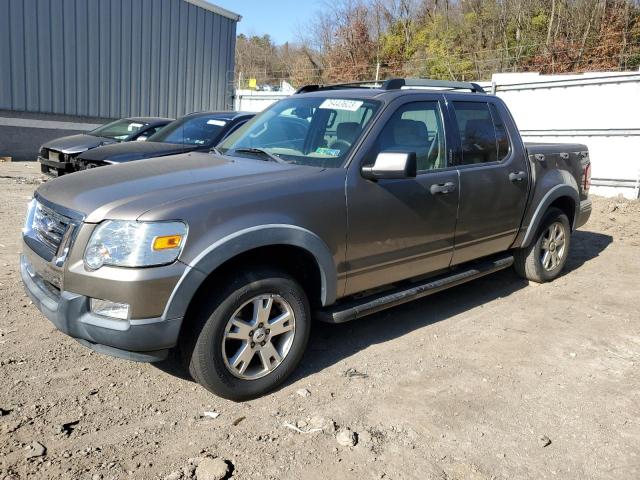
[148, 115, 228, 146]
[218, 96, 381, 168]
[89, 119, 148, 140]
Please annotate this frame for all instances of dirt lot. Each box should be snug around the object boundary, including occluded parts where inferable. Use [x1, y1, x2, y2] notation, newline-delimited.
[0, 162, 639, 480]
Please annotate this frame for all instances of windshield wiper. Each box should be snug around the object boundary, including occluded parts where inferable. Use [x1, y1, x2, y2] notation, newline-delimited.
[231, 147, 287, 164]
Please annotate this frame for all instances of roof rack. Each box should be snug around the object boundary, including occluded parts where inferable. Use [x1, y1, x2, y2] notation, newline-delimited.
[295, 80, 386, 94]
[295, 78, 486, 94]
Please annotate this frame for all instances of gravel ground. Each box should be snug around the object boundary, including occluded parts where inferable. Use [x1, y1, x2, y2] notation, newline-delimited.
[1, 162, 639, 480]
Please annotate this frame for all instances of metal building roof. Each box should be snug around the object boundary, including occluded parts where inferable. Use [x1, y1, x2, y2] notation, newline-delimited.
[185, 0, 242, 21]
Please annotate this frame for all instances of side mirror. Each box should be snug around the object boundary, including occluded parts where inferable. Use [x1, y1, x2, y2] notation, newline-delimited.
[136, 136, 148, 142]
[361, 152, 417, 180]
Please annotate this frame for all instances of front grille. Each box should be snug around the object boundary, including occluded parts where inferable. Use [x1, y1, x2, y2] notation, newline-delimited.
[32, 201, 71, 252]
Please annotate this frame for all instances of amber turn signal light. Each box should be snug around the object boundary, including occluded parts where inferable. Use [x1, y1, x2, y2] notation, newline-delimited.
[152, 235, 183, 250]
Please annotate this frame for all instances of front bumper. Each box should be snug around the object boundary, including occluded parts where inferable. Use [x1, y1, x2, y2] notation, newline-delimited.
[38, 155, 74, 174]
[20, 254, 182, 362]
[575, 198, 592, 229]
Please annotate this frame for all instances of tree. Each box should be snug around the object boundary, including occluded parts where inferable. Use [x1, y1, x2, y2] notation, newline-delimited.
[234, 0, 640, 86]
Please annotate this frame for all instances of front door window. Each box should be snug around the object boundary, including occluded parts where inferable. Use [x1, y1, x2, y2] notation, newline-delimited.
[374, 101, 446, 172]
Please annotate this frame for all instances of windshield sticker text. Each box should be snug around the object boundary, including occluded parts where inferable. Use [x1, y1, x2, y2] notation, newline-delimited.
[319, 99, 364, 112]
[315, 147, 341, 156]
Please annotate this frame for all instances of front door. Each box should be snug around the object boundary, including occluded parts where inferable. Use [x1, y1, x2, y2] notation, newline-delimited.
[344, 97, 460, 296]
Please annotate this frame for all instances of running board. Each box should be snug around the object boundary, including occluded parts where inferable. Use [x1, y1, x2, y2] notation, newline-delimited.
[316, 255, 514, 324]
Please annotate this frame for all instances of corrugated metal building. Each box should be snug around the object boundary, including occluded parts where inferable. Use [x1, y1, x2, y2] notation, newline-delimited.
[0, 0, 240, 118]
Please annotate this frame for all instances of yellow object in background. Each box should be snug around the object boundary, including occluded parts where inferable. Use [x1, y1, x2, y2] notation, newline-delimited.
[248, 78, 257, 89]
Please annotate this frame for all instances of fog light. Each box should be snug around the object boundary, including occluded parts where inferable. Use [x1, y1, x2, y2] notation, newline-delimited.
[90, 298, 130, 320]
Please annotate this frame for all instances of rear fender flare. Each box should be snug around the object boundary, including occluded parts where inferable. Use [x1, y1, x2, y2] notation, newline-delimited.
[521, 185, 580, 248]
[162, 225, 337, 320]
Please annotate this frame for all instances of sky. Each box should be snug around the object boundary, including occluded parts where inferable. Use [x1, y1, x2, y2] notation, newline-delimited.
[210, 0, 325, 44]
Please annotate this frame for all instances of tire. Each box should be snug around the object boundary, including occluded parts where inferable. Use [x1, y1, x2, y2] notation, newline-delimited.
[40, 164, 49, 174]
[514, 207, 571, 283]
[180, 267, 311, 401]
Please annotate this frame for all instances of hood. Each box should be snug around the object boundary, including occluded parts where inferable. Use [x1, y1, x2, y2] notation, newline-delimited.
[77, 141, 195, 162]
[42, 134, 116, 154]
[36, 152, 320, 223]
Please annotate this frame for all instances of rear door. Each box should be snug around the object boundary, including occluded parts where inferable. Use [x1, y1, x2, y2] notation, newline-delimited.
[344, 94, 460, 295]
[447, 96, 530, 265]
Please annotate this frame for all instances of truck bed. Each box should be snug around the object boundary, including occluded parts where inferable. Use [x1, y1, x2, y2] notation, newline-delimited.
[524, 142, 588, 155]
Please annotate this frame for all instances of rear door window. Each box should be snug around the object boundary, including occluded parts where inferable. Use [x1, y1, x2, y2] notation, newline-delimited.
[489, 103, 511, 161]
[452, 102, 504, 165]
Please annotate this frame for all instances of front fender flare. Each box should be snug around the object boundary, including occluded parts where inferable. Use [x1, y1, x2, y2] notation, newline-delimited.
[521, 184, 580, 248]
[162, 225, 338, 321]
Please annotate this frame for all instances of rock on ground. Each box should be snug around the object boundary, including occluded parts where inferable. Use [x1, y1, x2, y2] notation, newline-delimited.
[195, 457, 229, 480]
[336, 429, 358, 447]
[24, 442, 46, 459]
[164, 471, 183, 480]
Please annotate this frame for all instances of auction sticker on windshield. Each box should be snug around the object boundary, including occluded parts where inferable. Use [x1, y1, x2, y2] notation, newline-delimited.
[315, 147, 341, 156]
[319, 99, 364, 111]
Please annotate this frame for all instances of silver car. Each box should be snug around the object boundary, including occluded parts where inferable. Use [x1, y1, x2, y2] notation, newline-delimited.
[38, 116, 173, 176]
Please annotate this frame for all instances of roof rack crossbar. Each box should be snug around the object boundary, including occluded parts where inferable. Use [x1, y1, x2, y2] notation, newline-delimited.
[295, 80, 385, 94]
[382, 78, 486, 93]
[295, 78, 486, 94]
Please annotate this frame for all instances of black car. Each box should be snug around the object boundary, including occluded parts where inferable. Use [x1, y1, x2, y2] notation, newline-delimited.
[74, 111, 254, 170]
[39, 117, 173, 176]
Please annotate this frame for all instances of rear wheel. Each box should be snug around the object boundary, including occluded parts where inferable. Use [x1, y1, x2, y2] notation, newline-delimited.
[180, 267, 310, 401]
[514, 207, 571, 283]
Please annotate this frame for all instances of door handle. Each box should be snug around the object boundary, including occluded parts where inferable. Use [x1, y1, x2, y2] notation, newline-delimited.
[509, 171, 526, 182]
[430, 182, 456, 195]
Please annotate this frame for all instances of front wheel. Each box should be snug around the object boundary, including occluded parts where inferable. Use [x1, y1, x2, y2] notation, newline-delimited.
[180, 267, 310, 401]
[514, 207, 571, 283]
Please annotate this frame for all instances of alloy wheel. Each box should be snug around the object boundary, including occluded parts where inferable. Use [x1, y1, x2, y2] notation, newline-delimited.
[540, 221, 567, 271]
[221, 294, 296, 380]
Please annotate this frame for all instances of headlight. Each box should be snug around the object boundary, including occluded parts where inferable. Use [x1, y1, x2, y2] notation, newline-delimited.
[84, 220, 187, 270]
